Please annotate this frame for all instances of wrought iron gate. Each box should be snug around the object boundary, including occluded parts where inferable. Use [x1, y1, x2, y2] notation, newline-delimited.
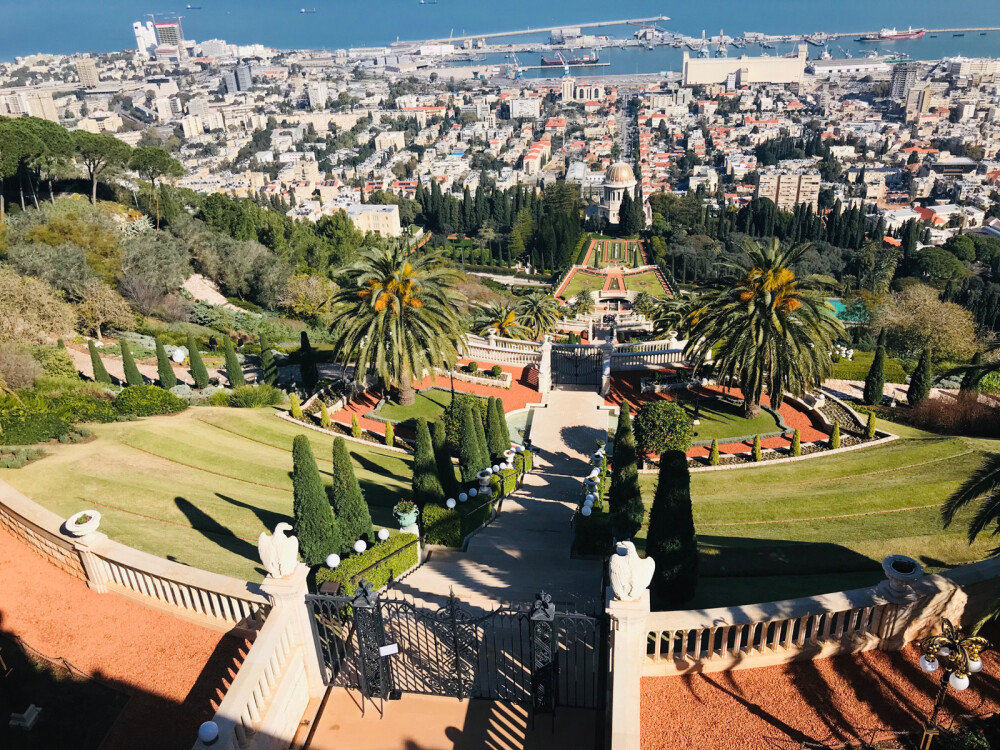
[551, 344, 603, 387]
[306, 583, 606, 712]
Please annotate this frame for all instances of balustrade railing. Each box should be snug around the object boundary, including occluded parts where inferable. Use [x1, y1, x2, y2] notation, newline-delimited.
[610, 349, 685, 370]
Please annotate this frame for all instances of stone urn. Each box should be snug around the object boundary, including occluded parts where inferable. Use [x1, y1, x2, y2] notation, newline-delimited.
[879, 554, 924, 602]
[65, 510, 101, 537]
[393, 502, 418, 528]
[477, 469, 493, 496]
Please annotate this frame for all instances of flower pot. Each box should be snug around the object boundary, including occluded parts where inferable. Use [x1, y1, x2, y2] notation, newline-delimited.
[394, 509, 418, 528]
[65, 510, 101, 537]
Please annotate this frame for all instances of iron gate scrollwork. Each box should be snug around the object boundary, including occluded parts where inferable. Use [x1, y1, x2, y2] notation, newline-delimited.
[551, 344, 603, 387]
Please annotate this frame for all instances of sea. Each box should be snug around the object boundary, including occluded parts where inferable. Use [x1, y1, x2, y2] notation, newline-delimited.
[3, 0, 1000, 76]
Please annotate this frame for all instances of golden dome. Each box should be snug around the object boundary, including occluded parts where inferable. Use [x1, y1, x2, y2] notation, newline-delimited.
[605, 162, 636, 185]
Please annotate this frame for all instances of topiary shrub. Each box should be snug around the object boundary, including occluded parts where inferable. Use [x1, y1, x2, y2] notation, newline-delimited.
[634, 401, 693, 457]
[485, 396, 508, 461]
[829, 422, 840, 450]
[50, 392, 117, 424]
[431, 419, 460, 497]
[422, 503, 462, 547]
[467, 361, 478, 375]
[329, 437, 374, 551]
[610, 403, 644, 539]
[314, 533, 419, 591]
[522, 449, 533, 472]
[88, 340, 112, 385]
[791, 429, 801, 456]
[384, 421, 395, 448]
[155, 337, 177, 389]
[908, 347, 933, 407]
[261, 348, 279, 387]
[289, 392, 303, 420]
[491, 365, 503, 378]
[292, 435, 344, 565]
[412, 419, 445, 508]
[113, 385, 187, 417]
[708, 438, 719, 466]
[187, 333, 210, 390]
[646, 450, 698, 607]
[351, 413, 362, 439]
[320, 402, 331, 428]
[228, 384, 283, 408]
[120, 341, 144, 387]
[865, 411, 876, 440]
[30, 345, 76, 379]
[442, 392, 489, 449]
[863, 330, 887, 406]
[223, 336, 245, 387]
[751, 434, 762, 462]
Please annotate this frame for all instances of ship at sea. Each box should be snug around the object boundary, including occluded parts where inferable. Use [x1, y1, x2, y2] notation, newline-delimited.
[857, 27, 926, 42]
[541, 49, 600, 66]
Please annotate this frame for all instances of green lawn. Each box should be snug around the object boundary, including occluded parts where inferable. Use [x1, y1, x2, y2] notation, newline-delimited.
[624, 270, 668, 297]
[373, 387, 464, 426]
[560, 270, 606, 300]
[678, 393, 782, 440]
[637, 422, 997, 608]
[0, 408, 411, 581]
[830, 350, 908, 383]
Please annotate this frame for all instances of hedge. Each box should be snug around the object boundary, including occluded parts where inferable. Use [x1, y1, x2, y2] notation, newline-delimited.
[50, 393, 117, 424]
[488, 467, 518, 498]
[422, 498, 493, 547]
[314, 532, 419, 591]
[0, 408, 71, 446]
[113, 385, 188, 417]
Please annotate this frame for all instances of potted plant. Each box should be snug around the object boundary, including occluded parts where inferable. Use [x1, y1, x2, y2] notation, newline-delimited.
[66, 510, 101, 537]
[393, 500, 418, 528]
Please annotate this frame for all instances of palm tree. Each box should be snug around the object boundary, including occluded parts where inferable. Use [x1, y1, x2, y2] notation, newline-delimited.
[651, 292, 700, 338]
[473, 301, 530, 339]
[572, 289, 595, 318]
[685, 238, 844, 418]
[329, 241, 466, 406]
[942, 456, 1000, 564]
[631, 291, 657, 318]
[515, 292, 561, 339]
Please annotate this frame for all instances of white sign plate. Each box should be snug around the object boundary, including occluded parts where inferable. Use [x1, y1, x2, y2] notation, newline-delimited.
[378, 643, 399, 657]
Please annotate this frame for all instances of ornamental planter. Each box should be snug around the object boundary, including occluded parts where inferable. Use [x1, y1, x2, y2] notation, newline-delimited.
[477, 469, 493, 495]
[66, 510, 101, 537]
[879, 554, 923, 602]
[394, 508, 418, 528]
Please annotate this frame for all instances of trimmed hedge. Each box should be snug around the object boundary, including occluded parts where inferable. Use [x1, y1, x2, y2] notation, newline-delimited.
[113, 385, 188, 417]
[314, 532, 419, 591]
[0, 408, 70, 446]
[50, 393, 117, 424]
[574, 503, 614, 556]
[488, 467, 518, 498]
[422, 498, 493, 547]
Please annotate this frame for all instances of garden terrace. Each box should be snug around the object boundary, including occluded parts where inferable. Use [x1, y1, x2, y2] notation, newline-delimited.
[579, 237, 649, 269]
[0, 408, 411, 581]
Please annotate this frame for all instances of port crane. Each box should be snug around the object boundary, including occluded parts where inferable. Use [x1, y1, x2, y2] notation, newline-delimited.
[506, 52, 524, 79]
[556, 51, 571, 76]
[838, 45, 853, 58]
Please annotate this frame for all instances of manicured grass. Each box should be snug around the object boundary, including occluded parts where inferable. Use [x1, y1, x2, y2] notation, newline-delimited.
[0, 408, 411, 581]
[560, 270, 606, 300]
[636, 422, 997, 608]
[624, 270, 669, 297]
[373, 387, 458, 426]
[830, 350, 908, 383]
[677, 394, 782, 440]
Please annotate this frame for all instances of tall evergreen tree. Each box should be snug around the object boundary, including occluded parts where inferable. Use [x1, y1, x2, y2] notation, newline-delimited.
[329, 437, 373, 547]
[960, 352, 983, 393]
[493, 396, 511, 451]
[472, 400, 490, 472]
[863, 329, 887, 406]
[223, 336, 245, 387]
[431, 420, 460, 497]
[88, 340, 112, 385]
[646, 450, 698, 607]
[412, 419, 446, 508]
[908, 347, 933, 406]
[301, 350, 319, 394]
[120, 340, 144, 387]
[261, 348, 278, 386]
[155, 337, 177, 389]
[485, 396, 508, 461]
[292, 435, 342, 565]
[187, 333, 210, 389]
[458, 403, 486, 483]
[609, 403, 643, 539]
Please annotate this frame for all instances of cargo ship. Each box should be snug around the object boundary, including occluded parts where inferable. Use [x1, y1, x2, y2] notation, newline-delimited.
[541, 49, 600, 66]
[857, 27, 926, 42]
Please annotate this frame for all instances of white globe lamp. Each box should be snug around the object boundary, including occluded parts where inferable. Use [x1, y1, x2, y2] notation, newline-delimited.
[581, 505, 592, 517]
[446, 498, 457, 509]
[919, 655, 938, 673]
[949, 672, 970, 691]
[969, 658, 983, 673]
[377, 528, 390, 542]
[468, 488, 477, 498]
[458, 492, 468, 502]
[353, 539, 367, 554]
[325, 553, 340, 568]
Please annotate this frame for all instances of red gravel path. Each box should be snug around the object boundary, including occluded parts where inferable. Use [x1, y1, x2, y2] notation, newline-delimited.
[0, 526, 240, 750]
[641, 645, 1000, 750]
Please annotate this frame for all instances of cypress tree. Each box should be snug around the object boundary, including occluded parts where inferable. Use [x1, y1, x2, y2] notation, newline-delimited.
[290, 392, 303, 420]
[385, 421, 395, 448]
[223, 336, 245, 387]
[458, 403, 486, 483]
[155, 337, 177, 389]
[751, 434, 762, 462]
[320, 402, 331, 428]
[485, 396, 508, 461]
[865, 411, 877, 440]
[412, 419, 446, 508]
[120, 340, 144, 387]
[351, 413, 362, 439]
[88, 340, 112, 385]
[708, 438, 719, 466]
[791, 429, 801, 457]
[292, 435, 342, 565]
[472, 401, 490, 470]
[863, 329, 887, 406]
[329, 437, 373, 547]
[646, 450, 698, 607]
[908, 347, 933, 407]
[609, 403, 643, 538]
[187, 333, 210, 389]
[300, 330, 312, 353]
[431, 419, 460, 497]
[829, 422, 840, 449]
[494, 396, 511, 451]
[261, 348, 279, 386]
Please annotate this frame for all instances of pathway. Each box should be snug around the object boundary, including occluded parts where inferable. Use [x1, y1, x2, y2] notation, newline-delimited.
[396, 388, 607, 612]
[66, 344, 256, 387]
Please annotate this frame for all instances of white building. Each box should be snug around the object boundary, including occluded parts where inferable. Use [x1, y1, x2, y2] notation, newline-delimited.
[133, 21, 157, 59]
[306, 82, 328, 109]
[346, 204, 402, 236]
[599, 162, 637, 225]
[509, 97, 541, 119]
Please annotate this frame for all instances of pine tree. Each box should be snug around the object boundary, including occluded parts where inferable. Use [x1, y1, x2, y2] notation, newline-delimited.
[751, 434, 762, 462]
[261, 348, 279, 387]
[863, 329, 887, 406]
[610, 403, 644, 538]
[187, 333, 210, 389]
[829, 422, 841, 449]
[708, 438, 719, 466]
[485, 396, 508, 461]
[412, 419, 446, 508]
[88, 340, 112, 385]
[431, 420, 460, 497]
[458, 403, 486, 483]
[908, 347, 933, 406]
[223, 336, 244, 387]
[120, 340, 144, 387]
[292, 435, 342, 565]
[646, 450, 698, 607]
[155, 337, 177, 389]
[865, 411, 877, 440]
[385, 421, 395, 448]
[290, 392, 303, 420]
[791, 429, 801, 457]
[320, 402, 331, 428]
[329, 437, 373, 547]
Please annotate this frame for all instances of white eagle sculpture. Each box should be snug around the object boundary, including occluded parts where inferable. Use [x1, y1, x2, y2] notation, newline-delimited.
[609, 541, 655, 602]
[258, 523, 299, 579]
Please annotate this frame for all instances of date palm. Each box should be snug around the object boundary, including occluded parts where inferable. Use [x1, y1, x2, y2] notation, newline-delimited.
[686, 238, 844, 418]
[329, 241, 465, 406]
[651, 291, 700, 338]
[473, 301, 530, 340]
[515, 292, 561, 339]
[942, 455, 1000, 559]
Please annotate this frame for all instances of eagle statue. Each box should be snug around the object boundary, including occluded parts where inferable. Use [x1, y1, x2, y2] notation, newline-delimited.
[609, 541, 655, 602]
[258, 523, 299, 579]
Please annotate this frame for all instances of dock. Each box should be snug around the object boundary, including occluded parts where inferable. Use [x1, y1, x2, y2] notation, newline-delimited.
[412, 16, 670, 44]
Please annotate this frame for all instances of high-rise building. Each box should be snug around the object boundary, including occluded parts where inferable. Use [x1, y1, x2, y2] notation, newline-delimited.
[891, 63, 920, 101]
[1, 91, 58, 121]
[222, 70, 238, 95]
[154, 21, 183, 48]
[755, 169, 821, 211]
[187, 97, 211, 119]
[133, 21, 157, 58]
[235, 63, 253, 91]
[76, 58, 100, 88]
[306, 82, 328, 109]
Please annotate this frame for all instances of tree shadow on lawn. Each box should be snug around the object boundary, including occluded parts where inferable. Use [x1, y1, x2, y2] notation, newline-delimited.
[215, 493, 291, 534]
[174, 497, 266, 577]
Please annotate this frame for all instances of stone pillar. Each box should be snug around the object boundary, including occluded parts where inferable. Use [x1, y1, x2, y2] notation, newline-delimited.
[600, 342, 615, 397]
[538, 337, 553, 394]
[261, 562, 326, 697]
[607, 594, 650, 750]
[72, 531, 110, 594]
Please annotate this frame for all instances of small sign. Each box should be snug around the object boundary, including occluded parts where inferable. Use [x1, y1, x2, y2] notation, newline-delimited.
[379, 644, 399, 657]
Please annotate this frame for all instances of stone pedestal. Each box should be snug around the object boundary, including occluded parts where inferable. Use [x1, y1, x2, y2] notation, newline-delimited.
[261, 563, 326, 698]
[607, 593, 650, 750]
[538, 339, 553, 394]
[71, 531, 110, 593]
[600, 343, 615, 397]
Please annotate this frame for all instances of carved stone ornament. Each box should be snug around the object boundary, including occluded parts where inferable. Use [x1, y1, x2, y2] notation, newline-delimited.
[609, 541, 655, 602]
[258, 522, 299, 578]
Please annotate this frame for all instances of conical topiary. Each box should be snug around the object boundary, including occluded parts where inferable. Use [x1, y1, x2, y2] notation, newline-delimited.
[829, 422, 840, 450]
[412, 419, 445, 508]
[646, 450, 698, 607]
[385, 421, 395, 448]
[88, 340, 112, 385]
[223, 336, 245, 387]
[863, 329, 887, 406]
[320, 402, 331, 428]
[261, 348, 278, 386]
[708, 438, 719, 466]
[155, 337, 177, 389]
[610, 402, 643, 539]
[290, 392, 303, 420]
[351, 413, 362, 439]
[790, 429, 801, 457]
[187, 333, 210, 389]
[329, 437, 373, 550]
[908, 347, 933, 407]
[865, 411, 876, 440]
[458, 403, 486, 483]
[120, 340, 144, 387]
[292, 435, 343, 565]
[493, 396, 511, 451]
[485, 396, 508, 461]
[431, 419, 460, 497]
[751, 434, 762, 462]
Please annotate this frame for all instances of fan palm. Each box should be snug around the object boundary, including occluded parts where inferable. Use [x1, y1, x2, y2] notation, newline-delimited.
[329, 241, 466, 406]
[473, 301, 530, 340]
[686, 238, 844, 418]
[942, 455, 1000, 558]
[515, 292, 561, 339]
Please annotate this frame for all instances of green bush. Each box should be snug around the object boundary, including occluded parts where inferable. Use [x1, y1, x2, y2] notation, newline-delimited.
[791, 429, 801, 456]
[865, 412, 876, 440]
[491, 365, 502, 378]
[88, 340, 112, 385]
[31, 345, 76, 379]
[0, 407, 70, 446]
[908, 347, 933, 407]
[155, 337, 177, 389]
[292, 435, 344, 565]
[320, 402, 331, 427]
[422, 502, 462, 546]
[351, 413, 362, 439]
[829, 422, 840, 450]
[441, 392, 489, 449]
[228, 384, 283, 408]
[223, 336, 245, 387]
[314, 533, 419, 591]
[384, 421, 395, 447]
[261, 348, 279, 386]
[412, 419, 445, 508]
[187, 333, 210, 390]
[120, 341, 144, 387]
[646, 450, 698, 607]
[634, 401, 693, 456]
[752, 434, 762, 462]
[431, 420, 460, 497]
[290, 392, 303, 420]
[467, 361, 478, 375]
[522, 449, 533, 472]
[209, 390, 231, 406]
[113, 385, 187, 417]
[329, 437, 374, 551]
[708, 438, 719, 465]
[489, 467, 518, 498]
[863, 331, 887, 406]
[936, 729, 991, 750]
[574, 504, 614, 556]
[0, 447, 43, 468]
[50, 392, 117, 424]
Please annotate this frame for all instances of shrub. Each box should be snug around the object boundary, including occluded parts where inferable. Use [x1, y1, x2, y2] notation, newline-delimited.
[154, 337, 177, 389]
[301, 350, 319, 395]
[493, 396, 511, 450]
[574, 505, 614, 556]
[791, 429, 801, 456]
[320, 402, 331, 428]
[292, 435, 344, 566]
[329, 437, 373, 551]
[865, 411, 876, 440]
[646, 450, 698, 607]
[113, 385, 187, 417]
[485, 396, 508, 461]
[422, 502, 461, 546]
[228, 384, 283, 408]
[610, 403, 644, 539]
[708, 438, 719, 466]
[431, 420, 460, 497]
[829, 422, 840, 450]
[187, 333, 210, 389]
[223, 336, 245, 387]
[261, 348, 279, 386]
[88, 340, 112, 385]
[0, 407, 70, 445]
[50, 392, 116, 423]
[442, 392, 488, 449]
[467, 361, 478, 375]
[634, 401, 693, 456]
[313, 533, 419, 591]
[384, 421, 395, 447]
[120, 340, 144, 387]
[751, 434, 762, 462]
[522, 449, 533, 472]
[907, 347, 933, 407]
[905, 396, 1000, 438]
[491, 365, 502, 378]
[209, 389, 231, 406]
[351, 413, 362, 439]
[412, 419, 445, 508]
[863, 330, 887, 406]
[289, 392, 303, 420]
[495, 467, 517, 496]
[936, 729, 991, 750]
[0, 344, 42, 390]
[30, 345, 75, 379]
